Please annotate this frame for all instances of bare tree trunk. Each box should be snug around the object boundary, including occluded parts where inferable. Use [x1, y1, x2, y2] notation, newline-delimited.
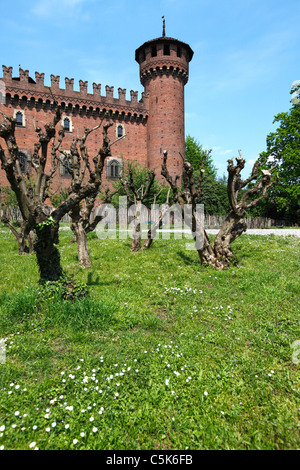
[69, 203, 92, 267]
[141, 203, 169, 250]
[71, 220, 92, 267]
[130, 203, 142, 252]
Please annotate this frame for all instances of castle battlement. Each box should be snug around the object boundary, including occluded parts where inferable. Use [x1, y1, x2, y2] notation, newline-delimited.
[1, 65, 149, 120]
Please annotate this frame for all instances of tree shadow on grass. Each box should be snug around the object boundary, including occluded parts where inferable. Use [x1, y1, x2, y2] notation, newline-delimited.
[176, 249, 200, 266]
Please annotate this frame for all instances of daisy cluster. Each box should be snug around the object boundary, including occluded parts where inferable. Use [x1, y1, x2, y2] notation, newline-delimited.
[0, 338, 198, 449]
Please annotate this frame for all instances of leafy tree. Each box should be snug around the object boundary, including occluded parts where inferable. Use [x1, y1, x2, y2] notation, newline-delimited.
[185, 135, 217, 177]
[254, 84, 300, 224]
[185, 135, 230, 215]
[112, 160, 170, 208]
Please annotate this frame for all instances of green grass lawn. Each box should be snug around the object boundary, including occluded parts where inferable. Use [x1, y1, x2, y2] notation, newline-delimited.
[0, 225, 299, 450]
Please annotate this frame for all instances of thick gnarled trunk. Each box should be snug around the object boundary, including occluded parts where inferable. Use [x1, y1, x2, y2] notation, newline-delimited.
[191, 210, 247, 269]
[34, 222, 63, 281]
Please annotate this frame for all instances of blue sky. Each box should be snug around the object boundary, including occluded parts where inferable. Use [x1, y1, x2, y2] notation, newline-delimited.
[1, 0, 299, 177]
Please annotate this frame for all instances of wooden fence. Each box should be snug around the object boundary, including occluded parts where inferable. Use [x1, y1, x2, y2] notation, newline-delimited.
[0, 206, 285, 229]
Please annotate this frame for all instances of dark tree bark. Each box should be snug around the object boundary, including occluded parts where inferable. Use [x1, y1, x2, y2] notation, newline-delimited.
[161, 150, 278, 269]
[34, 219, 63, 280]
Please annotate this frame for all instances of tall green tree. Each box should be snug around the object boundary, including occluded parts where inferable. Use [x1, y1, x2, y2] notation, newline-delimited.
[254, 84, 300, 224]
[185, 135, 230, 215]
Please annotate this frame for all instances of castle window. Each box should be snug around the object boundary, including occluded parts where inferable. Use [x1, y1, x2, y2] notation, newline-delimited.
[63, 117, 70, 132]
[15, 111, 24, 127]
[177, 46, 182, 58]
[59, 154, 72, 177]
[163, 44, 170, 56]
[117, 125, 123, 138]
[151, 46, 157, 57]
[116, 124, 125, 139]
[18, 152, 28, 173]
[106, 158, 123, 179]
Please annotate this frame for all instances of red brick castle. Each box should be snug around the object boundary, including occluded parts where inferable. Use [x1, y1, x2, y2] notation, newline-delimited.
[0, 24, 193, 192]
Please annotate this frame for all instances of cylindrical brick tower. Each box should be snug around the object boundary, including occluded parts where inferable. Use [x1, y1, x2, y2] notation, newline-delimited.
[135, 25, 193, 179]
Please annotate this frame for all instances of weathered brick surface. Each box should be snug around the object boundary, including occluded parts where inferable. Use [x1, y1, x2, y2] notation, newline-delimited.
[0, 34, 193, 196]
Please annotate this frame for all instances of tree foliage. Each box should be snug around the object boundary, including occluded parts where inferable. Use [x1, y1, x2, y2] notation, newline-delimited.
[253, 85, 300, 224]
[112, 160, 170, 208]
[185, 135, 230, 215]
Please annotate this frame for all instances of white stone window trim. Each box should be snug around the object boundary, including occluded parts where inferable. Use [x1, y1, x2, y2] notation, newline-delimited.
[13, 109, 26, 127]
[106, 156, 123, 179]
[62, 115, 73, 133]
[116, 123, 125, 138]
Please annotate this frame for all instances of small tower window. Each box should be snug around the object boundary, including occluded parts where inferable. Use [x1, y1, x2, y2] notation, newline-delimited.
[163, 44, 170, 56]
[177, 46, 182, 58]
[151, 46, 157, 57]
[16, 111, 23, 127]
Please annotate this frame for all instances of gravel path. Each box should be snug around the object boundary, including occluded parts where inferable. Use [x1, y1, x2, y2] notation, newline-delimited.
[206, 228, 300, 237]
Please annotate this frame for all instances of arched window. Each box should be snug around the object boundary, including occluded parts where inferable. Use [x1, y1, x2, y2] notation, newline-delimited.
[117, 125, 123, 138]
[107, 158, 122, 179]
[16, 111, 23, 126]
[63, 117, 70, 132]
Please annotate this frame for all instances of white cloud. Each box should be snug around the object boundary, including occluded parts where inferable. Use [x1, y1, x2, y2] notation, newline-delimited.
[32, 0, 88, 19]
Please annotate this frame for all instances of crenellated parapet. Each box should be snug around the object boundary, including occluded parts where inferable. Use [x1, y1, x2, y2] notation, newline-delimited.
[1, 65, 149, 121]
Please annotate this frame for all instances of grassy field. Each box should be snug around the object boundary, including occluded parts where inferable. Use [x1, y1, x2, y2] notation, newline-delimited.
[0, 224, 299, 450]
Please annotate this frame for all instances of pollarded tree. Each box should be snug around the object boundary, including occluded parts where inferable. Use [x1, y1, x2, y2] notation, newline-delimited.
[118, 162, 156, 251]
[162, 149, 278, 269]
[116, 161, 171, 251]
[0, 105, 112, 281]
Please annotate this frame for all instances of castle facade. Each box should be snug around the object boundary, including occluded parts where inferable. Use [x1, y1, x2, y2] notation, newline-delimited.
[0, 29, 193, 193]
